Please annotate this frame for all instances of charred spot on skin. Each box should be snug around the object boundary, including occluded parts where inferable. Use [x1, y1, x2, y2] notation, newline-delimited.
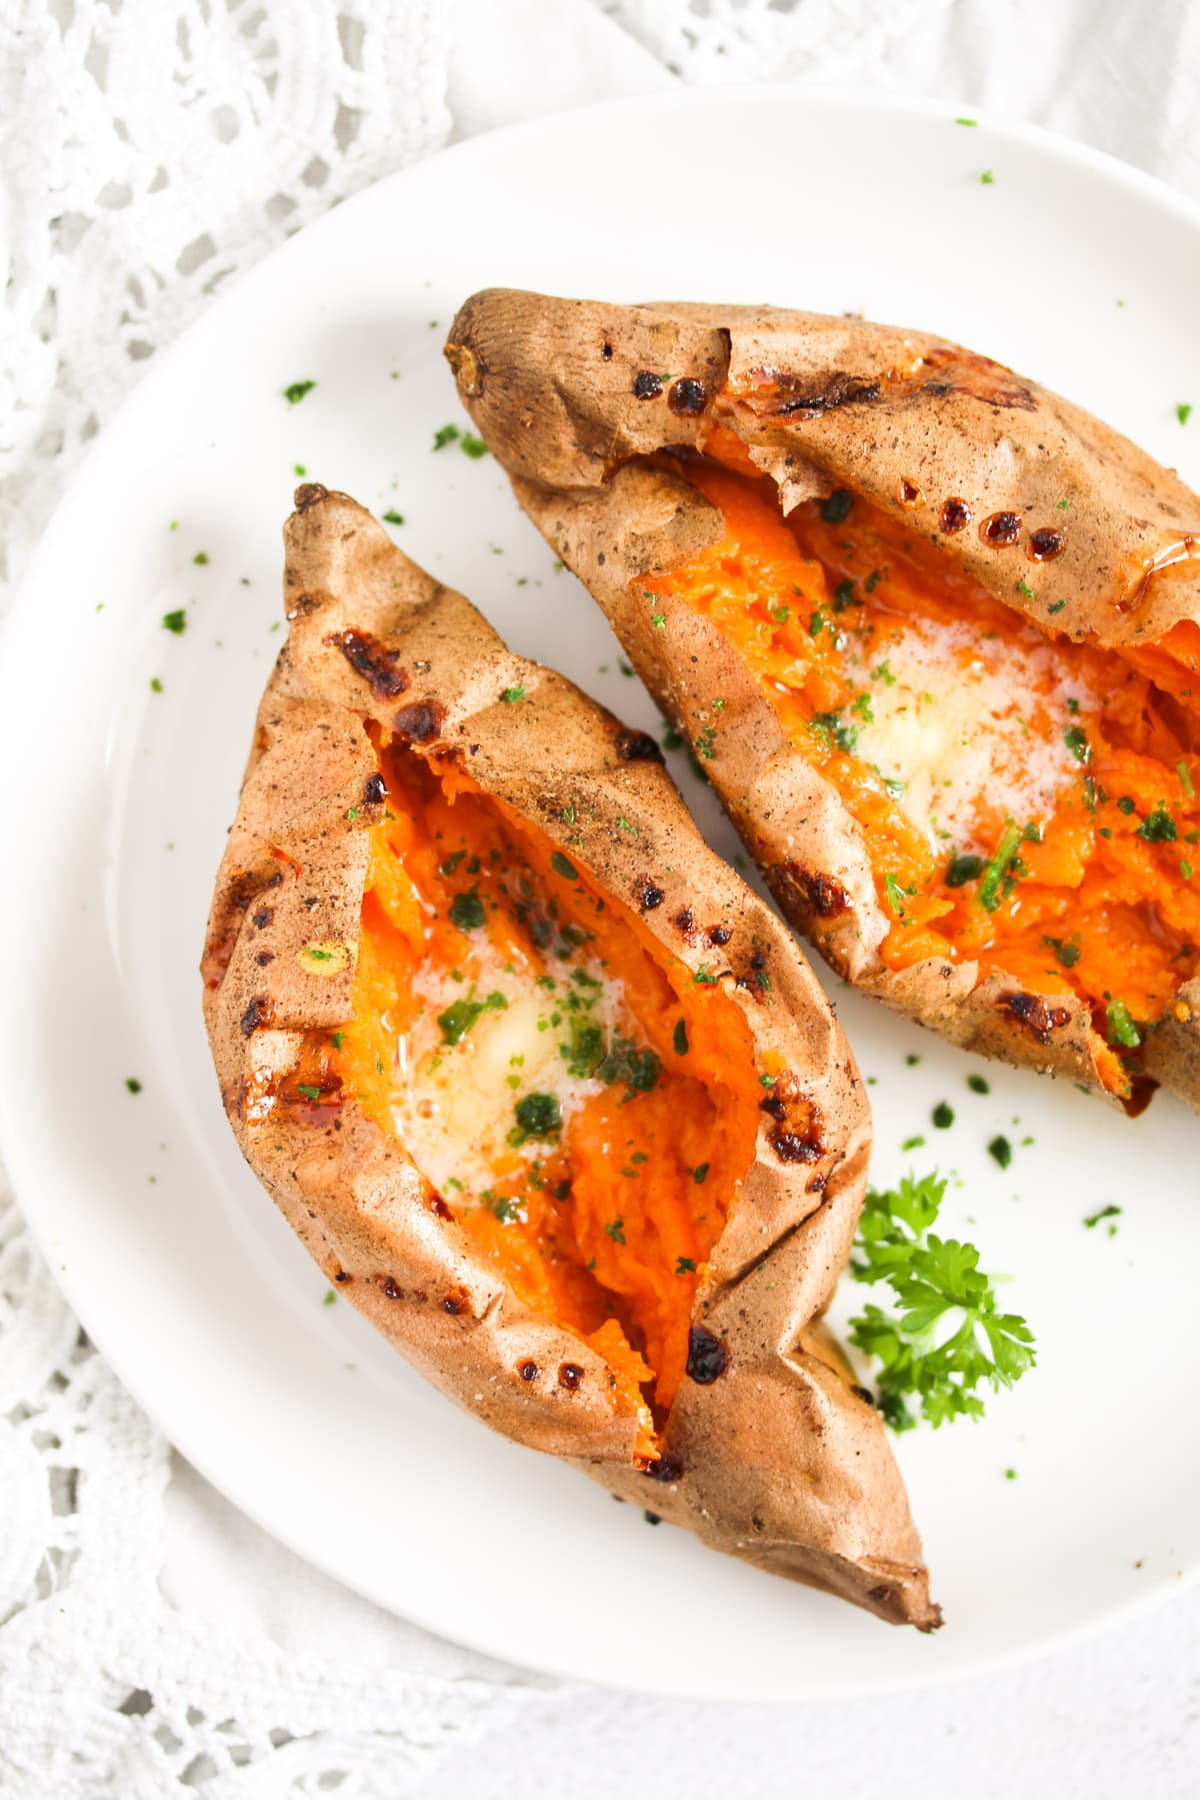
[981, 510, 1022, 548]
[393, 700, 446, 743]
[760, 1077, 825, 1164]
[293, 483, 328, 511]
[998, 990, 1072, 1044]
[939, 497, 971, 534]
[333, 1267, 351, 1284]
[615, 728, 663, 764]
[378, 1276, 401, 1300]
[805, 1172, 827, 1194]
[762, 371, 881, 420]
[601, 341, 613, 362]
[868, 1584, 894, 1608]
[897, 478, 923, 508]
[251, 906, 274, 930]
[203, 868, 284, 988]
[852, 1384, 877, 1408]
[668, 377, 707, 416]
[239, 995, 275, 1035]
[255, 951, 274, 967]
[645, 1450, 683, 1483]
[327, 628, 409, 699]
[362, 771, 388, 806]
[772, 861, 851, 920]
[633, 371, 664, 400]
[708, 924, 731, 947]
[442, 1287, 469, 1315]
[427, 1192, 453, 1221]
[518, 1359, 540, 1382]
[636, 881, 665, 910]
[558, 1362, 584, 1391]
[750, 1514, 766, 1534]
[1028, 527, 1066, 562]
[686, 1326, 729, 1385]
[673, 907, 698, 942]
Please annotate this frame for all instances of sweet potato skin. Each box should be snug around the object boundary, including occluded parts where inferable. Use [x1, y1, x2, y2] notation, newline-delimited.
[202, 484, 938, 1629]
[446, 290, 1200, 1110]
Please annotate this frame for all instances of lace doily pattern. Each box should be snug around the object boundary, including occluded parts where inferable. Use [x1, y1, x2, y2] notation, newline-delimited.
[0, 1185, 544, 1796]
[0, 0, 451, 597]
[600, 0, 958, 81]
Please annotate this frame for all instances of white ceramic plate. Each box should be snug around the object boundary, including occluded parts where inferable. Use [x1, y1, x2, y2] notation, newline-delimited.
[3, 88, 1199, 1701]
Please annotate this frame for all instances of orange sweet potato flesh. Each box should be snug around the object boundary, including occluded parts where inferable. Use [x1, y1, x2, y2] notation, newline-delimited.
[447, 290, 1200, 1111]
[202, 484, 939, 1629]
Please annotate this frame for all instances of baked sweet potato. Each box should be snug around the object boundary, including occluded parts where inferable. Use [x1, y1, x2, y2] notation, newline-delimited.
[446, 290, 1200, 1113]
[201, 484, 938, 1629]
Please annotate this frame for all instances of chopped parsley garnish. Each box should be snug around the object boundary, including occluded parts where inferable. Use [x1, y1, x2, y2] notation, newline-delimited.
[772, 603, 791, 625]
[851, 692, 874, 722]
[932, 1101, 955, 1129]
[1084, 1202, 1122, 1233]
[832, 579, 858, 613]
[692, 1162, 710, 1184]
[550, 851, 578, 881]
[1106, 998, 1141, 1048]
[673, 1019, 688, 1056]
[448, 889, 486, 932]
[433, 422, 460, 450]
[509, 1092, 562, 1145]
[599, 1037, 661, 1096]
[872, 660, 895, 686]
[283, 379, 316, 404]
[945, 851, 984, 888]
[1136, 802, 1177, 843]
[1044, 933, 1081, 969]
[460, 432, 488, 459]
[820, 489, 854, 524]
[330, 1032, 344, 1050]
[955, 115, 977, 126]
[322, 1289, 336, 1306]
[1063, 724, 1091, 763]
[1017, 577, 1035, 601]
[296, 1084, 322, 1101]
[695, 725, 717, 760]
[604, 1217, 626, 1244]
[988, 1135, 1012, 1169]
[561, 1015, 605, 1079]
[901, 1134, 925, 1152]
[125, 1077, 142, 1094]
[437, 990, 508, 1045]
[810, 710, 859, 753]
[651, 612, 665, 629]
[382, 508, 405, 525]
[1177, 760, 1195, 799]
[1178, 403, 1193, 426]
[978, 821, 1024, 911]
[150, 677, 163, 693]
[967, 1074, 990, 1094]
[980, 169, 995, 185]
[162, 608, 187, 634]
[675, 1256, 697, 1275]
[884, 873, 906, 917]
[501, 684, 527, 704]
[193, 551, 209, 566]
[809, 610, 825, 637]
[1048, 599, 1066, 614]
[848, 1171, 1035, 1430]
[1117, 795, 1135, 815]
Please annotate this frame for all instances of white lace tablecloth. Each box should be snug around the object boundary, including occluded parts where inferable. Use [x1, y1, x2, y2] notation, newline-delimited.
[3, 2, 1199, 1794]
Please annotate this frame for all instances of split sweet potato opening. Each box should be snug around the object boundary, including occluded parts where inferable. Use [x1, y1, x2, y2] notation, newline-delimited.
[640, 451, 1200, 1100]
[337, 735, 763, 1450]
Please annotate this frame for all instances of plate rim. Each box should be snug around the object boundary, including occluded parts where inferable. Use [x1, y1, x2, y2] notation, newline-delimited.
[2, 80, 1199, 1700]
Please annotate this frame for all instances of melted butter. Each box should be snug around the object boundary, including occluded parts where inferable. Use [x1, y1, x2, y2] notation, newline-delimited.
[389, 944, 631, 1203]
[845, 616, 1096, 853]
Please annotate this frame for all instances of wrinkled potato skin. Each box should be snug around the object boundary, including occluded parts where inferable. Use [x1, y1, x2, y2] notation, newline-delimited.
[446, 290, 1200, 1110]
[202, 485, 938, 1629]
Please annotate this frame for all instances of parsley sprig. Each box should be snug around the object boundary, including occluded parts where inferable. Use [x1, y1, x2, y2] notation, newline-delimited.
[848, 1172, 1036, 1431]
